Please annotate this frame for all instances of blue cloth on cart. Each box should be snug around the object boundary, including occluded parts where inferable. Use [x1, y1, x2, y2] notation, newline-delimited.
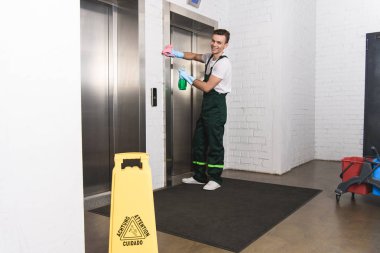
[372, 158, 380, 196]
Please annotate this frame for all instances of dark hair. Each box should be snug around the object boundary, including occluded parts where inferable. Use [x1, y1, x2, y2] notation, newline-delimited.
[213, 29, 230, 43]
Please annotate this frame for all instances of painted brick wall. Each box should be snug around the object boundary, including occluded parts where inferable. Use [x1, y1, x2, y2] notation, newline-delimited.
[226, 0, 316, 174]
[227, 0, 276, 173]
[276, 0, 316, 172]
[315, 0, 380, 160]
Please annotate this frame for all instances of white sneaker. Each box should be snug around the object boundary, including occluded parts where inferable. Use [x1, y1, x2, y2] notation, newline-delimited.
[182, 177, 205, 184]
[203, 181, 221, 191]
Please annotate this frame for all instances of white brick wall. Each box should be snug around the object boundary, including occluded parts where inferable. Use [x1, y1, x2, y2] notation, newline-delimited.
[227, 0, 276, 173]
[275, 0, 316, 173]
[315, 0, 380, 160]
[226, 0, 316, 174]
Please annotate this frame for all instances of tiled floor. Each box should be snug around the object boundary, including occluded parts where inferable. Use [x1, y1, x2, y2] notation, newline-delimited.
[85, 160, 380, 253]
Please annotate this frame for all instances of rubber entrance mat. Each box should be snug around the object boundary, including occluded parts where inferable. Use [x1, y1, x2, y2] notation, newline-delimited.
[90, 178, 321, 252]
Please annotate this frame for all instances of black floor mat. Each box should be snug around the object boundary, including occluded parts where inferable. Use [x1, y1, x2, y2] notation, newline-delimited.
[90, 178, 321, 252]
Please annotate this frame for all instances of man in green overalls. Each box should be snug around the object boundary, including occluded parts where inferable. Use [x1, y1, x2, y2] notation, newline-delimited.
[162, 29, 232, 190]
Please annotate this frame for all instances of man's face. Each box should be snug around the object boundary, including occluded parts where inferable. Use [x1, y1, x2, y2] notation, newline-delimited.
[210, 34, 228, 55]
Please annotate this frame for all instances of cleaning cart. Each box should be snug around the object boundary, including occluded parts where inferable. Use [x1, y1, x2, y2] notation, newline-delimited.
[335, 146, 380, 202]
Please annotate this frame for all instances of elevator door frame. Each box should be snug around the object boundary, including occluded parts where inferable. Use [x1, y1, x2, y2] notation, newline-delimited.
[163, 2, 217, 186]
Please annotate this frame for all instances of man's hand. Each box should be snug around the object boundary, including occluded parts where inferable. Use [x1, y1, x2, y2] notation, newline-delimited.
[178, 68, 195, 85]
[161, 44, 184, 58]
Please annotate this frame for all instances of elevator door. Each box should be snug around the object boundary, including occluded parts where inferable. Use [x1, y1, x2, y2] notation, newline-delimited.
[81, 0, 112, 196]
[364, 32, 380, 156]
[81, 0, 142, 197]
[171, 27, 193, 176]
[169, 25, 213, 180]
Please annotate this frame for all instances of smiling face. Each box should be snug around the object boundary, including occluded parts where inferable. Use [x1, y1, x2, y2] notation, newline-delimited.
[210, 34, 228, 57]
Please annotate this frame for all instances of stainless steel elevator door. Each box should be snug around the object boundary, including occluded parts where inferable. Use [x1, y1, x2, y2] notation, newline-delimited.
[170, 27, 212, 177]
[81, 0, 112, 196]
[81, 0, 142, 197]
[115, 6, 140, 153]
[171, 27, 193, 176]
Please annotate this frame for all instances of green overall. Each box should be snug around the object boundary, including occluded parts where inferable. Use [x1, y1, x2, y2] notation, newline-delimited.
[192, 55, 227, 185]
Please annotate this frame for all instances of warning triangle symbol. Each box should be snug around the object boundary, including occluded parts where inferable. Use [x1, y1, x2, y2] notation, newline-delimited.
[121, 217, 146, 240]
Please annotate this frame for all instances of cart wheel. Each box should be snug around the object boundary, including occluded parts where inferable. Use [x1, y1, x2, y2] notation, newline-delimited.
[351, 193, 355, 200]
[336, 194, 341, 202]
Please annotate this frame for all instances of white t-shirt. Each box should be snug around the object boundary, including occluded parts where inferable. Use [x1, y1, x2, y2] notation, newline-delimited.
[201, 53, 232, 94]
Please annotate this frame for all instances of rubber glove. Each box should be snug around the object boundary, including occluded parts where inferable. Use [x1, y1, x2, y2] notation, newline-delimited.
[161, 44, 184, 58]
[178, 68, 195, 85]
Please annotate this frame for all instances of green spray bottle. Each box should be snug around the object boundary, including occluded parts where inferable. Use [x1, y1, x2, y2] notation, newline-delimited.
[178, 66, 187, 90]
[178, 77, 187, 90]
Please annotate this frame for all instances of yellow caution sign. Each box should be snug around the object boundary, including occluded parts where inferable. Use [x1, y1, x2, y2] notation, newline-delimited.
[109, 152, 158, 253]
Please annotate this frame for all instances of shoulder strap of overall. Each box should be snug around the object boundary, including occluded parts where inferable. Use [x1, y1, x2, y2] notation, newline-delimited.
[205, 55, 213, 71]
[205, 55, 228, 72]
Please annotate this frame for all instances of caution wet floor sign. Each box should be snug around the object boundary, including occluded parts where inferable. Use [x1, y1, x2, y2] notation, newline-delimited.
[109, 153, 158, 253]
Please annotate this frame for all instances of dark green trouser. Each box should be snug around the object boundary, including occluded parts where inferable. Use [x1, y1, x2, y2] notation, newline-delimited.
[192, 89, 227, 185]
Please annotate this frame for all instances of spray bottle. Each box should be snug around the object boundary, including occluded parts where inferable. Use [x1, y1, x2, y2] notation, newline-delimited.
[178, 78, 187, 90]
[178, 66, 187, 90]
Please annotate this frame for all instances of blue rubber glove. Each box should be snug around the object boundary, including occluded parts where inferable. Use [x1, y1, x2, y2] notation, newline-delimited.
[172, 49, 184, 58]
[162, 45, 184, 58]
[178, 68, 195, 85]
